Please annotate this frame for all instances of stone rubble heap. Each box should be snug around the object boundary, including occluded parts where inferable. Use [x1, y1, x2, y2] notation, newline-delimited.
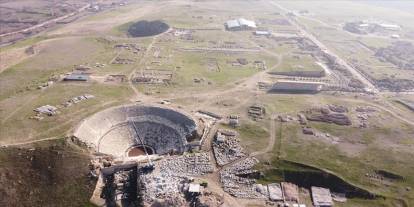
[305, 107, 352, 126]
[355, 106, 376, 128]
[88, 156, 113, 178]
[141, 152, 213, 203]
[213, 131, 246, 166]
[142, 173, 188, 203]
[328, 104, 348, 113]
[33, 105, 58, 116]
[220, 157, 266, 199]
[63, 94, 95, 107]
[113, 171, 132, 201]
[248, 104, 266, 120]
[158, 152, 214, 176]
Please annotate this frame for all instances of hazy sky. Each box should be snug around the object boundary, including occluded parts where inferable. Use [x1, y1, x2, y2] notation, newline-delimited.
[354, 0, 414, 13]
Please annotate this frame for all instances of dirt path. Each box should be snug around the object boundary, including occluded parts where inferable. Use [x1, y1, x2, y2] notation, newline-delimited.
[251, 114, 277, 156]
[127, 30, 171, 101]
[0, 46, 33, 74]
[1, 100, 117, 146]
[1, 136, 63, 147]
[1, 94, 40, 124]
[201, 175, 243, 207]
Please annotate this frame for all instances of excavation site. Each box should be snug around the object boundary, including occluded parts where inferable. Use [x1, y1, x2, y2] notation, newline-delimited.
[74, 104, 199, 157]
[2, 0, 414, 206]
[127, 20, 170, 37]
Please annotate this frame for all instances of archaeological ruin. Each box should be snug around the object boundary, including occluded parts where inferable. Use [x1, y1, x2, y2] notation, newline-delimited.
[74, 104, 199, 157]
[128, 20, 170, 37]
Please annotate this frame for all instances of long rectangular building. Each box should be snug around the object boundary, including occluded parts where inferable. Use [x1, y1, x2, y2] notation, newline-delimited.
[269, 80, 325, 93]
[225, 18, 256, 31]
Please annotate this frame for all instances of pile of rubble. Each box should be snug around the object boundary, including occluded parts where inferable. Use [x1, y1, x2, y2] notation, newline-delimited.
[278, 114, 295, 123]
[305, 107, 351, 126]
[32, 105, 59, 118]
[142, 173, 188, 203]
[63, 94, 95, 107]
[31, 94, 94, 120]
[158, 153, 213, 176]
[248, 104, 266, 120]
[328, 104, 348, 113]
[141, 153, 212, 204]
[257, 82, 271, 90]
[355, 106, 376, 128]
[114, 43, 141, 54]
[220, 157, 265, 198]
[254, 60, 267, 70]
[297, 113, 307, 125]
[105, 75, 127, 83]
[112, 57, 135, 64]
[173, 28, 194, 40]
[228, 115, 240, 128]
[88, 156, 113, 178]
[213, 131, 246, 166]
[132, 69, 173, 84]
[37, 81, 54, 90]
[75, 65, 92, 71]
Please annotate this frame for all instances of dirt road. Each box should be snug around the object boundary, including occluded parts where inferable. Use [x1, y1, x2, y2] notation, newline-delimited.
[127, 29, 170, 101]
[268, 0, 378, 93]
[0, 3, 91, 38]
[251, 114, 277, 156]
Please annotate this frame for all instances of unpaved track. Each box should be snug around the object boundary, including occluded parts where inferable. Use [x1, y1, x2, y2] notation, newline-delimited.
[1, 94, 41, 124]
[0, 46, 32, 73]
[251, 114, 276, 156]
[268, 0, 377, 93]
[1, 136, 63, 147]
[1, 100, 117, 146]
[127, 30, 169, 101]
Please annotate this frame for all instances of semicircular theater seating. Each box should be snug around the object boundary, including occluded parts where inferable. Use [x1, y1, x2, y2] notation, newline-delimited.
[74, 105, 198, 157]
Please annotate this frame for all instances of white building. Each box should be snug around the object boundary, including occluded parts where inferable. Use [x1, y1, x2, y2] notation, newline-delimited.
[379, 23, 401, 31]
[254, 30, 271, 36]
[270, 80, 325, 93]
[225, 18, 257, 31]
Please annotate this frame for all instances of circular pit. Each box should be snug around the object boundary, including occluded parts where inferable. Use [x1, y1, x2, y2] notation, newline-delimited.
[128, 20, 169, 37]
